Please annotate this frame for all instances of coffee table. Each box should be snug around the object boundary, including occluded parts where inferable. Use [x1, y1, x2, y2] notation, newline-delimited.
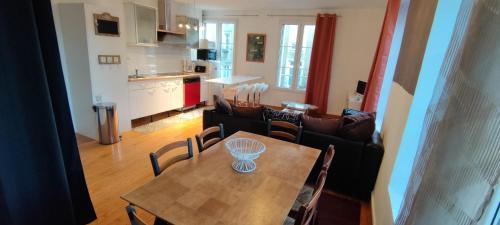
[281, 101, 319, 114]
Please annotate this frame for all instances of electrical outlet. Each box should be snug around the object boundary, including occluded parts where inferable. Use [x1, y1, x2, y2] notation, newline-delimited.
[95, 95, 102, 103]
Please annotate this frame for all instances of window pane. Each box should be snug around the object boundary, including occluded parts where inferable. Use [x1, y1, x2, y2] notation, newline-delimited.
[297, 69, 309, 90]
[220, 69, 232, 78]
[219, 23, 235, 78]
[297, 25, 315, 90]
[277, 25, 298, 88]
[221, 23, 235, 44]
[302, 25, 316, 48]
[205, 23, 217, 45]
[220, 45, 233, 61]
[281, 25, 298, 47]
[279, 46, 296, 69]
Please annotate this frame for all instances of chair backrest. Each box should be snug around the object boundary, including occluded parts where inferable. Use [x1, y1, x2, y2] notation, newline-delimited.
[149, 138, 193, 177]
[322, 145, 335, 171]
[126, 205, 148, 225]
[295, 170, 327, 225]
[267, 119, 303, 144]
[195, 124, 224, 152]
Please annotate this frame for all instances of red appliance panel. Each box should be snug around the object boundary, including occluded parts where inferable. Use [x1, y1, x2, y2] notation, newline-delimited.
[184, 81, 200, 107]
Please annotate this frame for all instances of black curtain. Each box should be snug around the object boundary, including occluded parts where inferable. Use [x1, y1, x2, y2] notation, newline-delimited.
[0, 1, 96, 224]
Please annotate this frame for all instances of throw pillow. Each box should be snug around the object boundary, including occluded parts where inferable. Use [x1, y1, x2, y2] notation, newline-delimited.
[342, 108, 365, 116]
[263, 107, 302, 125]
[342, 108, 376, 125]
[340, 113, 375, 142]
[213, 95, 233, 115]
[232, 105, 263, 120]
[302, 115, 343, 135]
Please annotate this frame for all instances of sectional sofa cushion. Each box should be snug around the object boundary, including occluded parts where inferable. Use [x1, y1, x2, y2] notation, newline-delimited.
[302, 115, 343, 135]
[263, 107, 302, 125]
[213, 95, 233, 115]
[340, 113, 375, 142]
[232, 105, 263, 120]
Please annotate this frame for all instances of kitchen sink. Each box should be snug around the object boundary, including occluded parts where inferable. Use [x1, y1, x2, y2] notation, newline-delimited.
[128, 75, 146, 79]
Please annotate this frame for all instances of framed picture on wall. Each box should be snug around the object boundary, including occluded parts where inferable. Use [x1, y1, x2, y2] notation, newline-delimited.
[93, 12, 120, 37]
[246, 33, 266, 62]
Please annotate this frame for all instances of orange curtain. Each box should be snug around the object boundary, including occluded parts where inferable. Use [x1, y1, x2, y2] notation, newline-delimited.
[361, 0, 400, 112]
[304, 14, 337, 114]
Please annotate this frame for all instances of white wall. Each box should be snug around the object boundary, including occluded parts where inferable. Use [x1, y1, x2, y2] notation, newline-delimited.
[56, 3, 98, 139]
[54, 0, 133, 137]
[51, 0, 76, 128]
[371, 82, 413, 225]
[83, 2, 132, 134]
[205, 8, 385, 115]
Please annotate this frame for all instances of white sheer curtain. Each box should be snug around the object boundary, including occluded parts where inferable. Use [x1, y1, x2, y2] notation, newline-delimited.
[396, 0, 500, 224]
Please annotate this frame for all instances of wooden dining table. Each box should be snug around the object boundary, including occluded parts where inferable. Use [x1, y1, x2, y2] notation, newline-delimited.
[121, 131, 320, 225]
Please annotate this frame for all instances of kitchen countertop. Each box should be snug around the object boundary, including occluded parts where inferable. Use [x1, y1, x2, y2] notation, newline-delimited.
[128, 72, 208, 82]
[205, 75, 262, 86]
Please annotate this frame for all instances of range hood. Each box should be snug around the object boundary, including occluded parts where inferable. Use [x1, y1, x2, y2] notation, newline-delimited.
[158, 0, 184, 35]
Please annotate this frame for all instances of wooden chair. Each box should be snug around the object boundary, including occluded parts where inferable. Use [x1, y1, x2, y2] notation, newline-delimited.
[292, 145, 335, 215]
[126, 205, 148, 225]
[322, 145, 335, 171]
[195, 124, 224, 153]
[126, 205, 169, 225]
[266, 119, 303, 144]
[150, 138, 193, 177]
[285, 171, 328, 225]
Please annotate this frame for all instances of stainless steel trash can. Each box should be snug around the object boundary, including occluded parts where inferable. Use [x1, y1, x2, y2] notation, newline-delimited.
[93, 102, 119, 145]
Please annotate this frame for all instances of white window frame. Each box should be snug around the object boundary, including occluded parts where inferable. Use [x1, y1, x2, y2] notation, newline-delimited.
[276, 19, 315, 92]
[202, 19, 237, 78]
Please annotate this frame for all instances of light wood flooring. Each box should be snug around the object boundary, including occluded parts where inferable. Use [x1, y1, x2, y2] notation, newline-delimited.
[77, 117, 372, 225]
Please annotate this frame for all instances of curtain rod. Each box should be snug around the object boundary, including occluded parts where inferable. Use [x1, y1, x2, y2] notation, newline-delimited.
[220, 14, 340, 17]
[223, 14, 259, 17]
[267, 14, 341, 17]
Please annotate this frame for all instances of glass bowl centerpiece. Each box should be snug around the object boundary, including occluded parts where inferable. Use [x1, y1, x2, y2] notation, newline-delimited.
[225, 138, 266, 173]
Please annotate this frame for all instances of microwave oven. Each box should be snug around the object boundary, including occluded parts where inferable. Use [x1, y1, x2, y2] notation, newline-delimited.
[197, 49, 217, 60]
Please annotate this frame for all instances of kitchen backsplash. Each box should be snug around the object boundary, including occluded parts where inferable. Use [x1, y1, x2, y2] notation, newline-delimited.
[126, 44, 190, 75]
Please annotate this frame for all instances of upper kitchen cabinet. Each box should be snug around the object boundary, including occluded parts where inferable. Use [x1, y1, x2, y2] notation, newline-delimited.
[176, 15, 199, 48]
[158, 15, 199, 47]
[157, 0, 200, 47]
[125, 3, 157, 47]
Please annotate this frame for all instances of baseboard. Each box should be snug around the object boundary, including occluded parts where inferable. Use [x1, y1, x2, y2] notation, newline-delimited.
[371, 194, 377, 225]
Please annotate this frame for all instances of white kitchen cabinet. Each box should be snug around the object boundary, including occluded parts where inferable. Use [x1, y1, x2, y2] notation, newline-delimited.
[156, 81, 170, 113]
[125, 3, 158, 47]
[169, 78, 184, 109]
[129, 81, 157, 119]
[200, 75, 208, 102]
[157, 78, 183, 112]
[129, 78, 183, 119]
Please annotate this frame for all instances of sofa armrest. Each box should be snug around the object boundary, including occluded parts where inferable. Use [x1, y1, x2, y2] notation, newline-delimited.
[202, 109, 216, 130]
[300, 131, 365, 194]
[366, 131, 383, 152]
[357, 131, 384, 201]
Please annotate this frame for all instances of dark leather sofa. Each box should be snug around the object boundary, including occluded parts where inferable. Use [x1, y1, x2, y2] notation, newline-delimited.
[203, 109, 384, 201]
